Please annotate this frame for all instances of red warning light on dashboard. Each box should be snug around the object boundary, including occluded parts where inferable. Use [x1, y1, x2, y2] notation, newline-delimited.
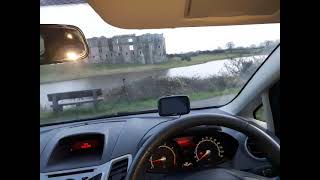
[80, 143, 92, 149]
[175, 136, 194, 147]
[70, 140, 98, 151]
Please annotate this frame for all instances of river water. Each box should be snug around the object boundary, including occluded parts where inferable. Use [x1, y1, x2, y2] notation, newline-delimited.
[40, 56, 264, 109]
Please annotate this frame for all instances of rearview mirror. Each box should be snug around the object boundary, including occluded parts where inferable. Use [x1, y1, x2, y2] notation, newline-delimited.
[40, 24, 89, 65]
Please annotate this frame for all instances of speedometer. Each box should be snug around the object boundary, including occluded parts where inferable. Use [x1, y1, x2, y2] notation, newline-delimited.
[194, 136, 224, 166]
[149, 144, 177, 170]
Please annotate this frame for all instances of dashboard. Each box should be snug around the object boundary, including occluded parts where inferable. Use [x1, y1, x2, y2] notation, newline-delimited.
[40, 109, 272, 180]
[147, 128, 238, 173]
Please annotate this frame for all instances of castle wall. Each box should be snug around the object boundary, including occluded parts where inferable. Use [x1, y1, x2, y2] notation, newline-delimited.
[86, 33, 166, 64]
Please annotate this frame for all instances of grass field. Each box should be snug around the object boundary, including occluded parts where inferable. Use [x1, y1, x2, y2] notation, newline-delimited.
[40, 53, 253, 83]
[40, 88, 240, 125]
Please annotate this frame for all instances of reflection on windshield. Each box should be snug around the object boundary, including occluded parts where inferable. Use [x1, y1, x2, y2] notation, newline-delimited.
[40, 3, 279, 125]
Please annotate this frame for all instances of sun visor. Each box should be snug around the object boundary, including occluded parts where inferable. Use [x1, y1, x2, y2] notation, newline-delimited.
[185, 0, 279, 18]
[88, 0, 280, 29]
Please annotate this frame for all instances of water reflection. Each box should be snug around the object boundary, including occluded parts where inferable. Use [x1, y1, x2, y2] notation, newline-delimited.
[167, 60, 227, 78]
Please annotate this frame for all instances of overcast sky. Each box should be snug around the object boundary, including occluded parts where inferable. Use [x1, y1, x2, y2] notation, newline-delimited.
[40, 3, 280, 54]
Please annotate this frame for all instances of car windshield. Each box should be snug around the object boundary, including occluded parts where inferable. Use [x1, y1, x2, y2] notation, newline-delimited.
[40, 3, 280, 125]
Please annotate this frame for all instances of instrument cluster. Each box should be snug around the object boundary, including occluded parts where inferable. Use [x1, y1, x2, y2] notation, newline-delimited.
[147, 131, 239, 173]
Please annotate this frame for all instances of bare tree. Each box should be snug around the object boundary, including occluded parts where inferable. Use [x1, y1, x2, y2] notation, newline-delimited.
[226, 42, 235, 53]
[264, 40, 272, 47]
[250, 44, 257, 48]
[223, 58, 250, 77]
[259, 40, 277, 54]
[221, 56, 264, 84]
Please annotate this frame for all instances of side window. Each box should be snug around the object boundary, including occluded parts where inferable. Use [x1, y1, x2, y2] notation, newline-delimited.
[254, 105, 266, 122]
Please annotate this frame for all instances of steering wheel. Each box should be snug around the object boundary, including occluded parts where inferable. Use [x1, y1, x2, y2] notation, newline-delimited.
[126, 113, 280, 180]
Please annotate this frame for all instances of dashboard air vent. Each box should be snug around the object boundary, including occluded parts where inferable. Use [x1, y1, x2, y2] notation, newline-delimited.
[245, 137, 267, 159]
[108, 158, 129, 180]
[47, 169, 94, 178]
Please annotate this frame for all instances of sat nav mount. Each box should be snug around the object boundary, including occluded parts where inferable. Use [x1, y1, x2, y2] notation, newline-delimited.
[157, 95, 190, 116]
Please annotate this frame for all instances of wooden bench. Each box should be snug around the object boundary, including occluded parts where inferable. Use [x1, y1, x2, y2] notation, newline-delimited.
[47, 89, 103, 112]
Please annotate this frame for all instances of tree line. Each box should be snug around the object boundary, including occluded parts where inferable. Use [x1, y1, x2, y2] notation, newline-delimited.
[167, 39, 280, 59]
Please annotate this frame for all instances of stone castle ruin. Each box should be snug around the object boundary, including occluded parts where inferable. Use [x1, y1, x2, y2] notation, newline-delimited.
[85, 33, 167, 64]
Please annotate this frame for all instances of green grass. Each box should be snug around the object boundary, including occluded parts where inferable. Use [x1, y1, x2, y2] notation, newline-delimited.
[40, 53, 254, 83]
[40, 88, 240, 125]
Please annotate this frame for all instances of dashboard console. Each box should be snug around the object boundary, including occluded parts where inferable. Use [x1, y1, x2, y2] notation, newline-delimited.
[40, 110, 271, 180]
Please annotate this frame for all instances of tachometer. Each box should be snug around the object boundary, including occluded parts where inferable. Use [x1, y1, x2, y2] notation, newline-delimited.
[194, 136, 224, 166]
[149, 144, 176, 170]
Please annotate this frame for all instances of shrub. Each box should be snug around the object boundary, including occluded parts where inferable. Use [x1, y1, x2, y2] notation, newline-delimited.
[181, 55, 192, 61]
[103, 75, 239, 102]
